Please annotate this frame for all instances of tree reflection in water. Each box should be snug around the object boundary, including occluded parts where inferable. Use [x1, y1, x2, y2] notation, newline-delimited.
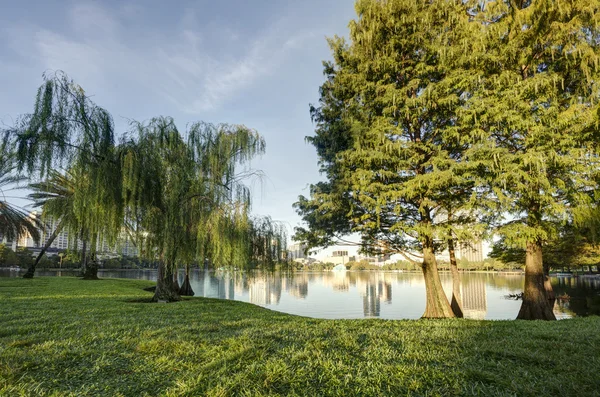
[3, 269, 598, 319]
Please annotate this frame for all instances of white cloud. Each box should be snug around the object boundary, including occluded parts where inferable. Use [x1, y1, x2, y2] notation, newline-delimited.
[4, 1, 314, 114]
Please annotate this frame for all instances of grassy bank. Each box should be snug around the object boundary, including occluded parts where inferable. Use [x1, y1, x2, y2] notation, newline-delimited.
[0, 278, 598, 396]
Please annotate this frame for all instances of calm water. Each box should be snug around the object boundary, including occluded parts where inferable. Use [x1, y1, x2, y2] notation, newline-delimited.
[2, 268, 599, 320]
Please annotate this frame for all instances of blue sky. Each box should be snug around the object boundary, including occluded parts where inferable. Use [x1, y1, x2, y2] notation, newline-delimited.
[0, 0, 356, 247]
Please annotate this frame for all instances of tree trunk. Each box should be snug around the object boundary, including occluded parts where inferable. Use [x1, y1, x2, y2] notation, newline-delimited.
[153, 260, 180, 302]
[81, 258, 99, 280]
[448, 238, 463, 318]
[421, 244, 455, 318]
[172, 268, 180, 291]
[516, 241, 556, 320]
[543, 262, 555, 302]
[23, 219, 64, 279]
[80, 239, 88, 276]
[179, 264, 195, 296]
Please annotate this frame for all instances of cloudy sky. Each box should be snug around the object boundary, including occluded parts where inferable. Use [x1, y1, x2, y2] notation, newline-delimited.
[0, 0, 357, 252]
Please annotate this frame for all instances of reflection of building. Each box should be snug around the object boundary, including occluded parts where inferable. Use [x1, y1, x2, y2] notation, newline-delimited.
[322, 272, 349, 292]
[380, 281, 392, 303]
[363, 284, 381, 317]
[354, 273, 393, 317]
[249, 276, 282, 305]
[286, 274, 309, 299]
[462, 278, 487, 319]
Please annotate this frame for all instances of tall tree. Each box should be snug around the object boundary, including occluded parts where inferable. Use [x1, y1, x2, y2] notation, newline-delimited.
[295, 0, 478, 318]
[121, 117, 266, 302]
[8, 72, 124, 279]
[23, 170, 76, 278]
[467, 0, 600, 320]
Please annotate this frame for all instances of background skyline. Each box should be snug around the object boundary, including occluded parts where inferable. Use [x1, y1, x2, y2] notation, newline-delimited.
[0, 0, 357, 254]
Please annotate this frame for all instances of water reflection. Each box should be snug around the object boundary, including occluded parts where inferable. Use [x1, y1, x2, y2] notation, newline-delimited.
[2, 268, 598, 320]
[462, 277, 487, 320]
[553, 276, 600, 317]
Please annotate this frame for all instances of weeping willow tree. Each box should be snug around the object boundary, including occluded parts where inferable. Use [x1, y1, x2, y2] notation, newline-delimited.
[8, 71, 125, 278]
[247, 215, 288, 270]
[121, 117, 267, 302]
[8, 72, 280, 294]
[24, 162, 123, 279]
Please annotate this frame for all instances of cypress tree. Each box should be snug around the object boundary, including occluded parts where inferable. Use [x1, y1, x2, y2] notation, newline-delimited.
[466, 0, 600, 320]
[295, 0, 478, 318]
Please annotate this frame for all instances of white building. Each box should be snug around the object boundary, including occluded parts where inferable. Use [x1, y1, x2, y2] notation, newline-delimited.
[288, 242, 308, 261]
[16, 212, 138, 257]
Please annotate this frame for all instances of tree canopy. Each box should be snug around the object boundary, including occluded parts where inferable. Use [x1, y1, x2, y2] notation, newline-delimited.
[3, 72, 287, 294]
[295, 0, 600, 319]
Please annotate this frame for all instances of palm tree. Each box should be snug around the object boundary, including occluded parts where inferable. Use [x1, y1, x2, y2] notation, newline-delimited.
[0, 147, 40, 250]
[22, 170, 76, 278]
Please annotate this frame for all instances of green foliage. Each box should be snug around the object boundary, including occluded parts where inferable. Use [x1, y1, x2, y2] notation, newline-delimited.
[306, 262, 336, 271]
[294, 0, 483, 261]
[465, 1, 600, 249]
[121, 116, 283, 270]
[491, 224, 600, 270]
[348, 260, 381, 271]
[381, 260, 420, 271]
[1, 277, 600, 396]
[36, 254, 53, 269]
[11, 71, 115, 179]
[14, 247, 34, 268]
[0, 244, 17, 266]
[7, 72, 285, 275]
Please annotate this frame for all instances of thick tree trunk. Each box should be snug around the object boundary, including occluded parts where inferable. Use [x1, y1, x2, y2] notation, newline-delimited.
[81, 259, 99, 280]
[153, 261, 180, 302]
[448, 238, 463, 318]
[421, 244, 455, 319]
[179, 265, 195, 296]
[23, 219, 64, 279]
[516, 241, 556, 320]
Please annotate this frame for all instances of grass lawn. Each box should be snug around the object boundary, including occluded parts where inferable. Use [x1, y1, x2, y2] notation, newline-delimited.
[0, 277, 599, 396]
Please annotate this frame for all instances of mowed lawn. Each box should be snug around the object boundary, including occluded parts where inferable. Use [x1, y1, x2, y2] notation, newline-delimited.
[0, 277, 599, 397]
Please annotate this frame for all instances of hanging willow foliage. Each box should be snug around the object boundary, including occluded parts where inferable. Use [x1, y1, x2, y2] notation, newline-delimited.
[6, 72, 123, 278]
[120, 116, 269, 271]
[6, 72, 283, 288]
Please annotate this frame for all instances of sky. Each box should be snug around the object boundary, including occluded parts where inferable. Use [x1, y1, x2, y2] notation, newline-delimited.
[0, 0, 357, 255]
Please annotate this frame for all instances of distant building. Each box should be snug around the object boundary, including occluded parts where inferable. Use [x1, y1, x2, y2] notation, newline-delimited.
[357, 253, 391, 265]
[458, 240, 484, 263]
[288, 243, 308, 261]
[15, 212, 138, 257]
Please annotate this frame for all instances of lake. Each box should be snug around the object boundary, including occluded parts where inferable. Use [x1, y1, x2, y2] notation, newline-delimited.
[2, 268, 599, 320]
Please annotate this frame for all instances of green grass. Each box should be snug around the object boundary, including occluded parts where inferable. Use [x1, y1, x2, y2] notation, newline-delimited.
[0, 278, 599, 397]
